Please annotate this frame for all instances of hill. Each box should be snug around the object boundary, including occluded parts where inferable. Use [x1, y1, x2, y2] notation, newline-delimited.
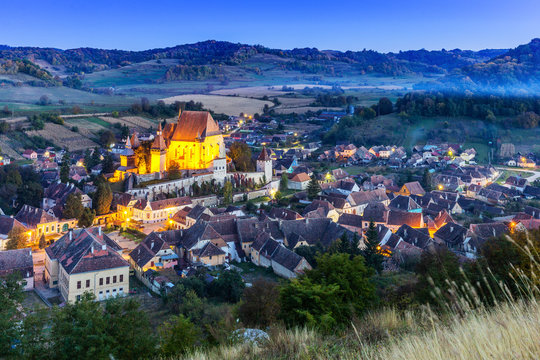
[417, 38, 540, 94]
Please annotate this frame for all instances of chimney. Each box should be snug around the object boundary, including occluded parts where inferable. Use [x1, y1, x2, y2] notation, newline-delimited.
[91, 245, 94, 253]
[450, 226, 454, 233]
[151, 241, 154, 249]
[101, 244, 106, 251]
[69, 229, 73, 241]
[98, 226, 102, 236]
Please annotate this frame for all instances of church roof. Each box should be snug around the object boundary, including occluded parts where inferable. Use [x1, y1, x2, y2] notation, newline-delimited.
[258, 146, 272, 161]
[169, 111, 221, 142]
[151, 123, 167, 150]
[130, 133, 141, 148]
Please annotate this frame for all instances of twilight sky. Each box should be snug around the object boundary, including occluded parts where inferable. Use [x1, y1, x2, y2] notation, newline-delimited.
[1, 0, 538, 52]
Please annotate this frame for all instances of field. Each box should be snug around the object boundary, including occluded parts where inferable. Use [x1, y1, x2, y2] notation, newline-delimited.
[0, 135, 24, 159]
[99, 115, 158, 129]
[160, 94, 273, 116]
[26, 123, 98, 151]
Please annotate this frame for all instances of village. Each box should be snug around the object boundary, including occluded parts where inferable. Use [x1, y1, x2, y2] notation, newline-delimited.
[0, 107, 539, 309]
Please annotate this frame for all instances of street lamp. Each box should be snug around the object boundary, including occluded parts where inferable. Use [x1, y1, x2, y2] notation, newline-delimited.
[438, 184, 443, 191]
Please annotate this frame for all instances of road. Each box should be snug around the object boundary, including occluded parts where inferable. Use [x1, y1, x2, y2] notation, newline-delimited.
[495, 167, 540, 183]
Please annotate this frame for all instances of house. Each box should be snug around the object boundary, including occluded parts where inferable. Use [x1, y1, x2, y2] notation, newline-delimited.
[389, 195, 422, 213]
[514, 219, 540, 232]
[288, 172, 311, 190]
[250, 234, 311, 278]
[337, 213, 364, 234]
[434, 223, 468, 251]
[386, 210, 424, 231]
[129, 232, 179, 285]
[398, 181, 426, 196]
[523, 185, 540, 199]
[270, 245, 311, 278]
[302, 200, 340, 222]
[468, 222, 509, 242]
[0, 216, 28, 251]
[346, 189, 389, 215]
[504, 176, 528, 192]
[22, 149, 38, 160]
[133, 196, 192, 224]
[15, 204, 74, 240]
[395, 225, 434, 250]
[44, 227, 129, 302]
[42, 182, 92, 213]
[267, 207, 303, 221]
[517, 157, 536, 168]
[525, 205, 540, 219]
[0, 248, 34, 291]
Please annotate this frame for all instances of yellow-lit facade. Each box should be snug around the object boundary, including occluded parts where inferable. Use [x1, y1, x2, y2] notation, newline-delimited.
[114, 110, 225, 180]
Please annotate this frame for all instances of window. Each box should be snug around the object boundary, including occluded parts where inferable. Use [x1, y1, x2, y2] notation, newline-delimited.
[106, 277, 110, 285]
[99, 278, 103, 286]
[53, 280, 57, 285]
[76, 295, 81, 301]
[209, 256, 212, 260]
[86, 279, 90, 288]
[119, 275, 124, 282]
[113, 276, 117, 283]
[77, 281, 81, 289]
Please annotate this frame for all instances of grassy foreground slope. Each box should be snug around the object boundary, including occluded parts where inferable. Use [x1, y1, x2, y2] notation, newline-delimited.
[176, 299, 539, 360]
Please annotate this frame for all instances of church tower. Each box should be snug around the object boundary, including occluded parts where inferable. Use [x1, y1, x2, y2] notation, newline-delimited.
[150, 123, 167, 174]
[256, 147, 273, 183]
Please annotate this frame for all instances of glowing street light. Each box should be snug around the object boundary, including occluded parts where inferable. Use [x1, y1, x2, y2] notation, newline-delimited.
[438, 184, 444, 191]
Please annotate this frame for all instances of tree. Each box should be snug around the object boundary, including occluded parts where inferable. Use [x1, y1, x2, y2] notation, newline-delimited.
[280, 253, 377, 331]
[63, 193, 83, 220]
[60, 153, 70, 183]
[102, 153, 114, 174]
[238, 279, 280, 328]
[50, 294, 155, 360]
[208, 270, 245, 303]
[159, 315, 199, 356]
[280, 277, 344, 332]
[0, 273, 25, 356]
[378, 97, 393, 115]
[94, 181, 112, 215]
[329, 232, 361, 258]
[99, 130, 116, 148]
[228, 141, 254, 171]
[78, 208, 95, 228]
[280, 173, 289, 191]
[38, 95, 50, 106]
[362, 107, 377, 119]
[414, 247, 463, 305]
[16, 181, 43, 208]
[223, 181, 233, 205]
[362, 221, 384, 273]
[307, 175, 321, 200]
[38, 234, 46, 249]
[422, 168, 433, 192]
[307, 253, 377, 315]
[104, 298, 157, 359]
[6, 226, 28, 250]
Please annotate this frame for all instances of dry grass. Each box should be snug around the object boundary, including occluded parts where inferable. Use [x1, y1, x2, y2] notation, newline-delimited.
[167, 234, 540, 360]
[159, 94, 273, 116]
[174, 300, 540, 360]
[26, 123, 98, 151]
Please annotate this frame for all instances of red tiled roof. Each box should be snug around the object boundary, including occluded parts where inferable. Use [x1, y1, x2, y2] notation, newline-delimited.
[169, 111, 220, 142]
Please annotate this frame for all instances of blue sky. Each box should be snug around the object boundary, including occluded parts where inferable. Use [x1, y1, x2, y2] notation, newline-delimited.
[1, 0, 538, 52]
